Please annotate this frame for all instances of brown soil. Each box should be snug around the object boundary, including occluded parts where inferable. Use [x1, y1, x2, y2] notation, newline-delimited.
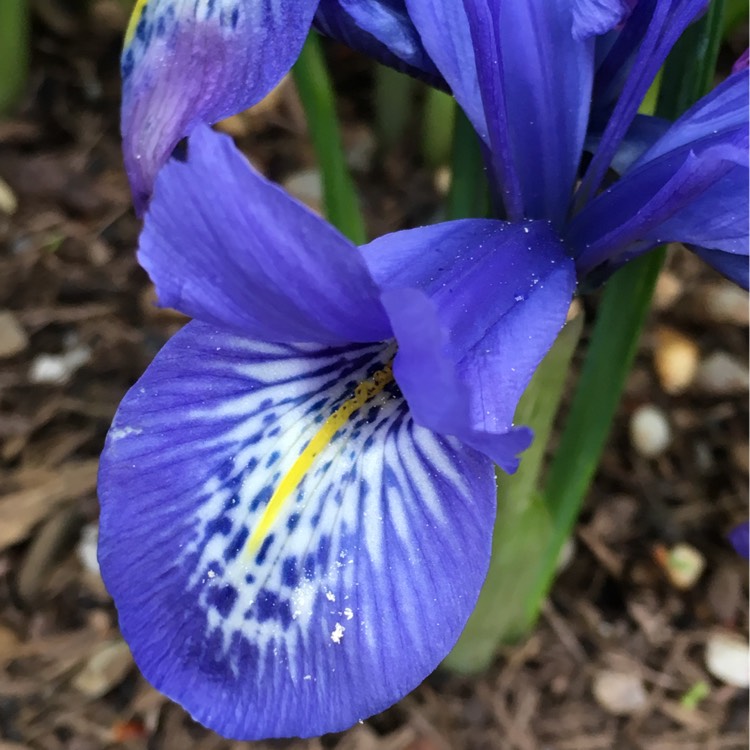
[0, 4, 747, 750]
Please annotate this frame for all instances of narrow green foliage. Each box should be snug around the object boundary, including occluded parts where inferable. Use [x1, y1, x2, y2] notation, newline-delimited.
[374, 65, 416, 151]
[447, 108, 490, 220]
[293, 34, 367, 244]
[0, 0, 30, 115]
[444, 314, 584, 673]
[533, 250, 665, 609]
[421, 88, 455, 167]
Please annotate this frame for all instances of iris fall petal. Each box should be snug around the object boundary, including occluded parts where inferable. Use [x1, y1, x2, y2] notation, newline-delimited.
[98, 322, 496, 739]
[141, 125, 391, 345]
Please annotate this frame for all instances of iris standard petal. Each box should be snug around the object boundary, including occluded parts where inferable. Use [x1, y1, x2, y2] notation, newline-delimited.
[472, 0, 595, 225]
[362, 219, 576, 470]
[578, 0, 708, 203]
[98, 321, 496, 739]
[314, 0, 443, 85]
[403, 0, 488, 141]
[141, 125, 391, 345]
[571, 72, 749, 275]
[571, 143, 747, 276]
[122, 0, 319, 211]
[632, 69, 749, 166]
[691, 246, 749, 289]
[585, 114, 672, 175]
[410, 0, 594, 225]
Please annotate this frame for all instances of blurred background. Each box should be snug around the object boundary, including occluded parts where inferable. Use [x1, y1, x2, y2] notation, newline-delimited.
[0, 1, 747, 748]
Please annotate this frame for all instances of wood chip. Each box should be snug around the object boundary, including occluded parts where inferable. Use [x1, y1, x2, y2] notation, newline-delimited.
[0, 311, 28, 358]
[592, 670, 648, 715]
[0, 461, 98, 549]
[71, 639, 133, 698]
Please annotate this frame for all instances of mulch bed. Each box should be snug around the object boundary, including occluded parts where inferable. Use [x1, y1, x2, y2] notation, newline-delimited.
[0, 4, 747, 749]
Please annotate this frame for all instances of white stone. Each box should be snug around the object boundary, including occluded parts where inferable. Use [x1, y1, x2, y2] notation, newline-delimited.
[630, 404, 671, 458]
[28, 344, 91, 384]
[695, 352, 749, 396]
[592, 670, 648, 715]
[0, 311, 28, 358]
[705, 631, 750, 688]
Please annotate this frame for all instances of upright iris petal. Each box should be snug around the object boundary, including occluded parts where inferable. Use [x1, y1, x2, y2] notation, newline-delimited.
[570, 68, 749, 285]
[314, 0, 443, 84]
[99, 125, 576, 739]
[121, 0, 319, 211]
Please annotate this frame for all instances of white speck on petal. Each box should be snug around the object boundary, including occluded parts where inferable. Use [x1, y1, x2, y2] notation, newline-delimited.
[325, 591, 336, 602]
[331, 623, 345, 643]
[343, 607, 354, 620]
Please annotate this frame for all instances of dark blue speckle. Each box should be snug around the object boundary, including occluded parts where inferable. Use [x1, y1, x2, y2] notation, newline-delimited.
[206, 584, 237, 618]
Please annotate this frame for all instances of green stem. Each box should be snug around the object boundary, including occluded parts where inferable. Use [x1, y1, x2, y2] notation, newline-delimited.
[533, 251, 665, 608]
[421, 87, 455, 167]
[445, 314, 584, 673]
[292, 34, 367, 244]
[447, 107, 489, 220]
[374, 65, 415, 152]
[0, 0, 30, 116]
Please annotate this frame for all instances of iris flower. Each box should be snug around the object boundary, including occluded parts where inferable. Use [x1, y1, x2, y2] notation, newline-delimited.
[99, 124, 575, 738]
[121, 0, 748, 286]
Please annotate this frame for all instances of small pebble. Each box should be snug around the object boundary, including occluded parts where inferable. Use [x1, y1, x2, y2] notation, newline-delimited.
[28, 344, 91, 384]
[72, 640, 134, 698]
[705, 631, 750, 688]
[282, 168, 323, 214]
[592, 670, 648, 715]
[345, 126, 376, 173]
[630, 404, 672, 458]
[0, 175, 18, 215]
[434, 166, 452, 195]
[695, 351, 749, 396]
[0, 311, 28, 358]
[699, 283, 749, 326]
[653, 270, 683, 309]
[653, 327, 699, 394]
[659, 543, 706, 590]
[77, 523, 101, 577]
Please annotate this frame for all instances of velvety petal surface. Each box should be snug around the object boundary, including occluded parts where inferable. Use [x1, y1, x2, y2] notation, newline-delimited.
[362, 219, 576, 470]
[409, 0, 594, 225]
[403, 0, 487, 141]
[570, 71, 749, 276]
[141, 125, 391, 344]
[98, 322, 496, 739]
[314, 0, 443, 85]
[122, 0, 319, 211]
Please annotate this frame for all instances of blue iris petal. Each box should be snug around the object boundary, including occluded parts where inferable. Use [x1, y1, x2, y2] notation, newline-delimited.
[570, 69, 749, 283]
[121, 0, 319, 211]
[314, 0, 443, 85]
[141, 126, 392, 345]
[99, 324, 496, 739]
[100, 126, 577, 738]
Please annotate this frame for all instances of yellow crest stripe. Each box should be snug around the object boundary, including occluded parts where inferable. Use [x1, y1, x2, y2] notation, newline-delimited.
[245, 363, 395, 557]
[124, 0, 149, 46]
